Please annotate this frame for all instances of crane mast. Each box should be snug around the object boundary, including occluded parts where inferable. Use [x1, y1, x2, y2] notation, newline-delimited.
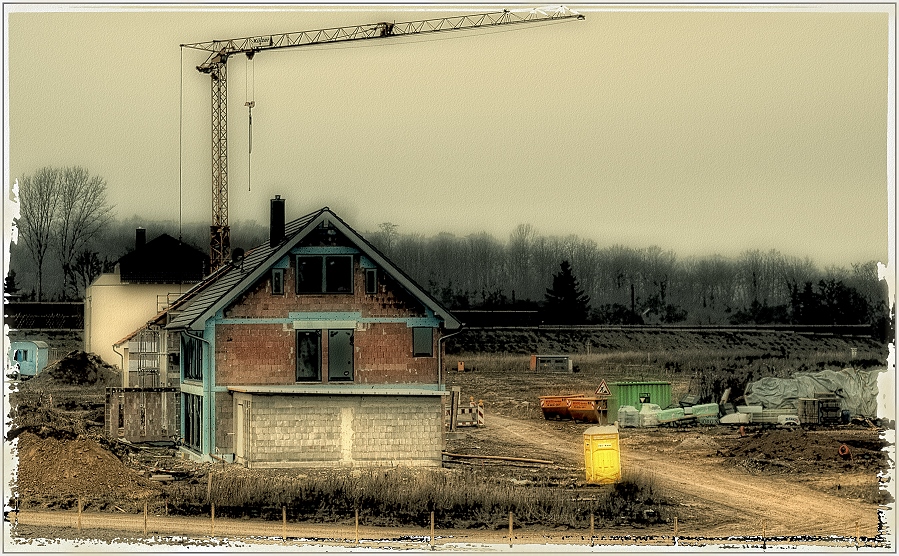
[182, 6, 584, 270]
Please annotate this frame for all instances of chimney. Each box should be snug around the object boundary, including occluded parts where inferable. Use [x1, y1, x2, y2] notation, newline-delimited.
[136, 227, 146, 250]
[270, 195, 285, 247]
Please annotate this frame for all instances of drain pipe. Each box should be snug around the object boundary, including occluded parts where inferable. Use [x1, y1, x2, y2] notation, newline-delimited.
[111, 343, 126, 386]
[437, 326, 464, 388]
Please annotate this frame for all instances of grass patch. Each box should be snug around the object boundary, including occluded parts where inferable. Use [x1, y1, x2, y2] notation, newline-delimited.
[163, 466, 666, 529]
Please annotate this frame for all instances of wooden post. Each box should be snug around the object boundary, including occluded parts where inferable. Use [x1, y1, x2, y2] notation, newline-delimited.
[762, 520, 766, 548]
[77, 497, 82, 532]
[590, 513, 594, 547]
[211, 503, 215, 536]
[450, 387, 461, 432]
[164, 500, 168, 516]
[143, 502, 148, 536]
[674, 516, 678, 539]
[430, 511, 435, 549]
[207, 472, 213, 502]
[856, 520, 860, 547]
[283, 506, 287, 543]
[355, 509, 359, 544]
[508, 511, 513, 548]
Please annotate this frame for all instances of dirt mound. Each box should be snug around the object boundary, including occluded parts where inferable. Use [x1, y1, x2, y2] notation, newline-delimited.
[13, 432, 161, 501]
[32, 351, 119, 387]
[726, 429, 886, 470]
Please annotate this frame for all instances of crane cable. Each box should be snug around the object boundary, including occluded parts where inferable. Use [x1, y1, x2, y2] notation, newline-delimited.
[178, 46, 184, 242]
[245, 56, 255, 192]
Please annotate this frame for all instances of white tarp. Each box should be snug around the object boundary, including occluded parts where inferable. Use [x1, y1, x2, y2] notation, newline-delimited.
[743, 368, 885, 418]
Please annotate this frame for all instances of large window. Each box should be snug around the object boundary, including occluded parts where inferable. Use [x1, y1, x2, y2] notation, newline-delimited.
[296, 255, 353, 294]
[296, 330, 322, 382]
[183, 393, 202, 451]
[182, 334, 203, 381]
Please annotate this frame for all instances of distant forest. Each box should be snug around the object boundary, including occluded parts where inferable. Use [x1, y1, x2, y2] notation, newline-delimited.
[6, 217, 893, 341]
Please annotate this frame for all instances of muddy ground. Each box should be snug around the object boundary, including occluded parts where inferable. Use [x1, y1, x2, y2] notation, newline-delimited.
[4, 345, 895, 549]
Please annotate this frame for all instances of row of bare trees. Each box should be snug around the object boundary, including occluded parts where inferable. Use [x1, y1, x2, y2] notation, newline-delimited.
[14, 166, 113, 300]
[366, 223, 891, 332]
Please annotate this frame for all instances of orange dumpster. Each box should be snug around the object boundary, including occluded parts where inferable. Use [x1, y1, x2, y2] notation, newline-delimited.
[567, 397, 609, 424]
[539, 394, 586, 420]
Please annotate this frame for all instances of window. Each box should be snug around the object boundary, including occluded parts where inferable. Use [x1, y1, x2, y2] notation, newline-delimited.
[328, 330, 354, 381]
[182, 334, 203, 381]
[272, 268, 284, 295]
[296, 330, 321, 382]
[296, 255, 353, 294]
[183, 393, 202, 451]
[365, 268, 377, 294]
[14, 349, 28, 362]
[412, 327, 434, 357]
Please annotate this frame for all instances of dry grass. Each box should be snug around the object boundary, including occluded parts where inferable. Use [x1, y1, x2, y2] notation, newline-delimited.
[163, 466, 662, 529]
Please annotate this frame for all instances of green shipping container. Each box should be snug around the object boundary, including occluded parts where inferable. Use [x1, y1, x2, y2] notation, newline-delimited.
[609, 381, 672, 418]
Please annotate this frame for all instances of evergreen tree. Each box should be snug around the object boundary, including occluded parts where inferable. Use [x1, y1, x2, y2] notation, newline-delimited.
[543, 260, 590, 324]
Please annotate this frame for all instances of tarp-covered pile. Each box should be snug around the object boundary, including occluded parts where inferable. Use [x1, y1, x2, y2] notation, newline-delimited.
[744, 368, 884, 418]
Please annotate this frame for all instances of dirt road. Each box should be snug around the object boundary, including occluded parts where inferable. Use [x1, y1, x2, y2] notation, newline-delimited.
[477, 414, 886, 540]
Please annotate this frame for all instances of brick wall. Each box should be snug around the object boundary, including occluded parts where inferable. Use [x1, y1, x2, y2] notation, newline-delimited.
[223, 262, 425, 319]
[105, 388, 179, 443]
[215, 259, 442, 386]
[235, 393, 445, 469]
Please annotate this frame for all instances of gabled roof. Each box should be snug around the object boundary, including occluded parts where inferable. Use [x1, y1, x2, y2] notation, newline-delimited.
[166, 207, 461, 332]
[118, 233, 209, 283]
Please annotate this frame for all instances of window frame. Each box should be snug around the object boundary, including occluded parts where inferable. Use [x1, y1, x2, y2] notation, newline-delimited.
[364, 268, 377, 294]
[271, 268, 285, 295]
[295, 255, 354, 294]
[412, 327, 434, 357]
[295, 330, 322, 382]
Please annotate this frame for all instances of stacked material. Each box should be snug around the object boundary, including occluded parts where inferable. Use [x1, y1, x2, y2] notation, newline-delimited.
[617, 405, 640, 428]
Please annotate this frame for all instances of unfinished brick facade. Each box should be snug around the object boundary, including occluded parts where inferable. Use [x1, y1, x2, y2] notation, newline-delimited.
[166, 207, 460, 467]
[216, 260, 440, 386]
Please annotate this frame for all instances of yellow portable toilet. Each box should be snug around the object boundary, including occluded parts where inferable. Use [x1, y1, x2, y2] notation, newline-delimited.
[583, 424, 621, 484]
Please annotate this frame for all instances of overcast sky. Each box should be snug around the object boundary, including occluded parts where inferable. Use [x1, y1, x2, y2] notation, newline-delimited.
[4, 3, 894, 268]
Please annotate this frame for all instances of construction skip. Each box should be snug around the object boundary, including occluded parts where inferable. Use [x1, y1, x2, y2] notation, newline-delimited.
[583, 424, 621, 484]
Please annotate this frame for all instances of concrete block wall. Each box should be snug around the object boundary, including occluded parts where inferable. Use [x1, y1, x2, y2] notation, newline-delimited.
[215, 391, 234, 452]
[237, 394, 445, 468]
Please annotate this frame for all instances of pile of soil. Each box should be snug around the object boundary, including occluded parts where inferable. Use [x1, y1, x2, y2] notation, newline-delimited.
[721, 428, 886, 471]
[13, 432, 161, 506]
[32, 351, 119, 387]
[8, 351, 117, 442]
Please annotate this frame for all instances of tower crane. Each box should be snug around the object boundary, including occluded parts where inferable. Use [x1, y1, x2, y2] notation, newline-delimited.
[182, 6, 585, 270]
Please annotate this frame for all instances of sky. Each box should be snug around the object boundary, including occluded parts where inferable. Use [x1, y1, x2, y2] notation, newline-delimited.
[4, 3, 895, 269]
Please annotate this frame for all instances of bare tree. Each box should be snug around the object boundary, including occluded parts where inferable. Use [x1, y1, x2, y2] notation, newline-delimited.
[53, 166, 113, 299]
[17, 167, 62, 301]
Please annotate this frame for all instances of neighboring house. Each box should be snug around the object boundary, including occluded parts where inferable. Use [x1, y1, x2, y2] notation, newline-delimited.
[165, 199, 461, 468]
[84, 230, 208, 369]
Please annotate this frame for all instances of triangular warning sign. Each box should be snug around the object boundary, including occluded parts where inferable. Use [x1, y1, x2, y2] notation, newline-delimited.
[595, 380, 611, 397]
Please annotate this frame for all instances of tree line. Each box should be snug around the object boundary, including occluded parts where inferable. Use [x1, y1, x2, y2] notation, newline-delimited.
[7, 167, 892, 341]
[365, 223, 892, 341]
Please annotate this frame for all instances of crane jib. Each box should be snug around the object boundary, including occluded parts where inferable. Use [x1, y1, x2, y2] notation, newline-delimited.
[185, 6, 583, 270]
